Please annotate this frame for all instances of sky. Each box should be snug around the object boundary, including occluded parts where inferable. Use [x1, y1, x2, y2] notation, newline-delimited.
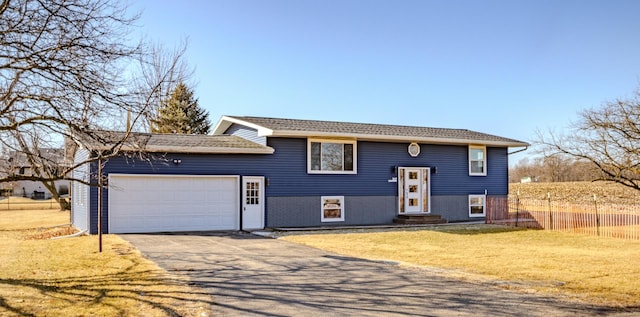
[131, 0, 640, 164]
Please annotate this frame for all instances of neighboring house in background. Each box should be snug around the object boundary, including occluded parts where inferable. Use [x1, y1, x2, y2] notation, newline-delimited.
[3, 148, 70, 199]
[0, 157, 9, 197]
[71, 115, 529, 234]
[520, 176, 539, 183]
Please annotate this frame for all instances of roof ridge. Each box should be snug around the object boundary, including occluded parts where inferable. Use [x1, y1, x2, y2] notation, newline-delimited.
[84, 129, 239, 138]
[227, 115, 469, 131]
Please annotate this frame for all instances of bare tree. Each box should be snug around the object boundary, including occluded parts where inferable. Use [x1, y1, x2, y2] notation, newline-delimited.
[537, 88, 640, 190]
[541, 155, 573, 182]
[509, 155, 603, 183]
[509, 157, 537, 183]
[0, 0, 190, 207]
[136, 40, 194, 131]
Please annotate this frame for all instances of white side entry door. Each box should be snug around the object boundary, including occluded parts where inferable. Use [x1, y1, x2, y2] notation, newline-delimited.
[242, 176, 265, 230]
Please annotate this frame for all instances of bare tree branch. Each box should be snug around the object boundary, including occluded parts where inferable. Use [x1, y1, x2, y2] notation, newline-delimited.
[536, 88, 640, 191]
[0, 0, 193, 208]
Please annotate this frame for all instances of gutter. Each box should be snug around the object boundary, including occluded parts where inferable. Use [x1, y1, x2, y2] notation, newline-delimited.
[508, 146, 528, 155]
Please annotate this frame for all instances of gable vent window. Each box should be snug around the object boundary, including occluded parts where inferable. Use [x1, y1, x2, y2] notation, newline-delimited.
[308, 139, 356, 174]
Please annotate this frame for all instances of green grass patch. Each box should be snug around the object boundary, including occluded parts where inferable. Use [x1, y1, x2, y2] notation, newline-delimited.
[282, 225, 640, 307]
[0, 209, 211, 316]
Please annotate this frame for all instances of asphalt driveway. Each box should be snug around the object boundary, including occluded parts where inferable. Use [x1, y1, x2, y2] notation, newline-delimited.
[120, 232, 633, 317]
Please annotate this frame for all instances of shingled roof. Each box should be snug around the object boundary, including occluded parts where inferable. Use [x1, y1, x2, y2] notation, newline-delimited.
[76, 130, 274, 154]
[214, 116, 529, 147]
[7, 148, 65, 167]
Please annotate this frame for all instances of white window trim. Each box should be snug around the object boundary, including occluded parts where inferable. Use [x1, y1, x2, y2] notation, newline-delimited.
[468, 145, 487, 176]
[321, 195, 345, 222]
[469, 194, 486, 217]
[307, 138, 357, 174]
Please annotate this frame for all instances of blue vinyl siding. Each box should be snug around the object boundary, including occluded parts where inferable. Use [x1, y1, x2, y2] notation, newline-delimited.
[265, 138, 508, 197]
[87, 137, 510, 232]
[224, 124, 266, 145]
[90, 153, 272, 234]
[94, 138, 507, 198]
[88, 161, 100, 234]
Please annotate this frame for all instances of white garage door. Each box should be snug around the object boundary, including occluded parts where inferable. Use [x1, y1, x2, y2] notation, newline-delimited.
[108, 174, 239, 233]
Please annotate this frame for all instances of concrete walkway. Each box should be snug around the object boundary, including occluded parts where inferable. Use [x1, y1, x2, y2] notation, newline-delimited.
[120, 232, 635, 316]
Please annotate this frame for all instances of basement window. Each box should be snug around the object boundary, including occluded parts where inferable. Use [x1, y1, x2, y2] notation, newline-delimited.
[469, 195, 486, 217]
[321, 196, 345, 222]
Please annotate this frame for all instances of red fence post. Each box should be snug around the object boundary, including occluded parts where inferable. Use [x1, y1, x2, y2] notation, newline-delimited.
[547, 192, 552, 231]
[593, 194, 600, 237]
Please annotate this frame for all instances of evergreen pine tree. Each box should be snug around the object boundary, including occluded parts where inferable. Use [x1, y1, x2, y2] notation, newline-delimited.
[151, 82, 211, 134]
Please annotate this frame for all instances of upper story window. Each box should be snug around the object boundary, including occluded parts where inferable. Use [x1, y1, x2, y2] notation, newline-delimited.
[308, 139, 356, 174]
[469, 145, 486, 176]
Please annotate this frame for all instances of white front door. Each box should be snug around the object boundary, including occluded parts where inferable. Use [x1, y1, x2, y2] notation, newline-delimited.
[404, 168, 423, 213]
[242, 176, 265, 230]
[398, 167, 430, 214]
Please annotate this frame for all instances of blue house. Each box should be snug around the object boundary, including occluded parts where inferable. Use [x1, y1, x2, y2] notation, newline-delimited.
[71, 116, 528, 234]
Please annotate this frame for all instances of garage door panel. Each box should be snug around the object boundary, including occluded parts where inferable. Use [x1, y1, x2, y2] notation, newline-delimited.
[108, 174, 239, 233]
[116, 215, 235, 233]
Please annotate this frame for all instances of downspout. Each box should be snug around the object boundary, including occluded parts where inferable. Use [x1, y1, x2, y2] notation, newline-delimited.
[51, 230, 88, 240]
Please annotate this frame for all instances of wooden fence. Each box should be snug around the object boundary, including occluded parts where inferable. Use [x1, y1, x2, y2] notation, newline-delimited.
[486, 196, 640, 240]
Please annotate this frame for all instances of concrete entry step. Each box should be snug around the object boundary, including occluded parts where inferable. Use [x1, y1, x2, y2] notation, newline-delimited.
[393, 214, 448, 225]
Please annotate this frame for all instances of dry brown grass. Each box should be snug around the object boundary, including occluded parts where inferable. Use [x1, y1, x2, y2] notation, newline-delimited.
[0, 209, 212, 317]
[0, 208, 69, 230]
[510, 181, 640, 204]
[282, 225, 640, 307]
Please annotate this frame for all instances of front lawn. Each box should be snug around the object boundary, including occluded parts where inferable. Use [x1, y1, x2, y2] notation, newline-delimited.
[281, 225, 640, 307]
[0, 209, 211, 317]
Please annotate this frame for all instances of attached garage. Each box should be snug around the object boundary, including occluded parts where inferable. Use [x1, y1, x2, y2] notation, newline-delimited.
[108, 174, 240, 233]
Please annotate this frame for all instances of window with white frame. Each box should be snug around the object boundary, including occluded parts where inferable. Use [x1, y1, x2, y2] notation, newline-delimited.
[469, 194, 486, 217]
[469, 145, 486, 176]
[321, 196, 345, 222]
[308, 139, 356, 174]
